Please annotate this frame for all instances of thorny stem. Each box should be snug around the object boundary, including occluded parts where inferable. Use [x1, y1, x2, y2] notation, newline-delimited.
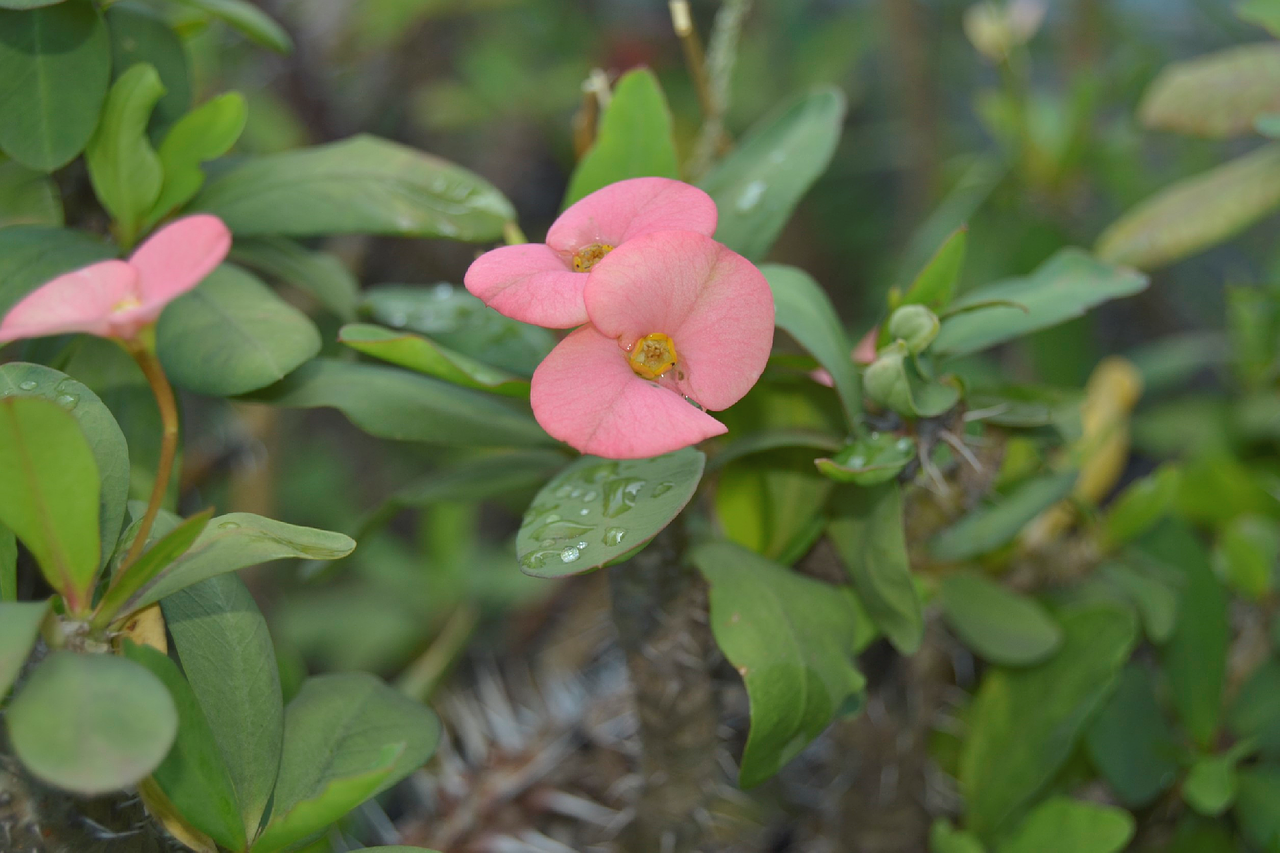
[117, 339, 180, 573]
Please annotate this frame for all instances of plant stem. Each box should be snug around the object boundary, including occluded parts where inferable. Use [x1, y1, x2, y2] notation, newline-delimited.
[118, 340, 180, 572]
[396, 604, 480, 702]
[670, 1, 715, 121]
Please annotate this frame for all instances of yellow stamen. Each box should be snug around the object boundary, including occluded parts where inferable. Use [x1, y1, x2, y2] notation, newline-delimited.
[113, 296, 141, 313]
[628, 333, 678, 380]
[572, 243, 614, 272]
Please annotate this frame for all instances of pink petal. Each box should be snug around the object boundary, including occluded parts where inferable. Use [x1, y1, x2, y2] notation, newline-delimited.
[0, 261, 141, 343]
[546, 177, 718, 256]
[584, 232, 775, 411]
[531, 326, 728, 459]
[853, 326, 879, 364]
[129, 215, 231, 309]
[463, 243, 589, 328]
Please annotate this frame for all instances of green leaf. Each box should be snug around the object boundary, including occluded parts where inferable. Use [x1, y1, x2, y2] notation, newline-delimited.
[106, 5, 191, 136]
[0, 600, 48, 701]
[121, 641, 246, 852]
[715, 448, 832, 564]
[934, 249, 1148, 357]
[0, 522, 14, 601]
[1213, 515, 1280, 600]
[827, 483, 923, 654]
[1098, 562, 1178, 644]
[167, 0, 292, 53]
[1140, 44, 1280, 139]
[340, 323, 528, 397]
[0, 1, 74, 8]
[762, 264, 861, 429]
[1185, 751, 1243, 816]
[0, 2, 111, 171]
[0, 363, 130, 567]
[863, 341, 961, 417]
[162, 574, 284, 843]
[517, 449, 704, 577]
[85, 63, 165, 248]
[6, 651, 177, 795]
[938, 572, 1061, 666]
[1240, 0, 1280, 36]
[156, 264, 322, 396]
[193, 135, 514, 240]
[0, 226, 113, 314]
[252, 673, 440, 852]
[0, 159, 62, 226]
[361, 283, 555, 376]
[1230, 660, 1280, 758]
[960, 604, 1137, 837]
[0, 397, 100, 613]
[1101, 464, 1181, 549]
[1097, 145, 1280, 270]
[931, 471, 1077, 562]
[1237, 765, 1280, 850]
[247, 358, 552, 448]
[96, 510, 212, 624]
[896, 226, 967, 313]
[377, 450, 566, 514]
[1084, 664, 1180, 807]
[232, 235, 357, 321]
[995, 797, 1134, 853]
[563, 68, 678, 206]
[144, 92, 247, 231]
[693, 540, 865, 788]
[701, 87, 846, 260]
[816, 432, 917, 486]
[130, 513, 354, 612]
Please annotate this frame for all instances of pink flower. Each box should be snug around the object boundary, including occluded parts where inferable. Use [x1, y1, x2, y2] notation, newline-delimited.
[531, 232, 774, 459]
[0, 216, 231, 345]
[464, 177, 717, 328]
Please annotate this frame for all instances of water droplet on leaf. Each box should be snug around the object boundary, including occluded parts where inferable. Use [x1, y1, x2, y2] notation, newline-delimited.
[17, 380, 37, 391]
[559, 546, 581, 563]
[652, 482, 675, 497]
[604, 527, 627, 546]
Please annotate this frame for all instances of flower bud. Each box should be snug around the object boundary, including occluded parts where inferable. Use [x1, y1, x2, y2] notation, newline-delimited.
[887, 304, 940, 354]
[863, 341, 915, 415]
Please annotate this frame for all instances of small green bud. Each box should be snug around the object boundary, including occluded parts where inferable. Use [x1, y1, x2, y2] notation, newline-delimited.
[887, 304, 940, 354]
[863, 341, 915, 415]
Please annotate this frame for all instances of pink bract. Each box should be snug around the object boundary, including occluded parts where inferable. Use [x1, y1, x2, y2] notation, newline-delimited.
[464, 177, 718, 328]
[531, 232, 775, 459]
[0, 215, 231, 345]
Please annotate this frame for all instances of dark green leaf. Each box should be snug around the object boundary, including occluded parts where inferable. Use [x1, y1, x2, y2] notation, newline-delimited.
[232, 235, 357, 321]
[0, 600, 48, 700]
[0, 522, 14, 601]
[193, 135, 514, 241]
[382, 450, 566, 510]
[162, 574, 283, 843]
[0, 159, 61, 226]
[6, 651, 177, 795]
[1230, 660, 1280, 758]
[168, 0, 292, 53]
[693, 540, 865, 788]
[995, 797, 1134, 853]
[145, 92, 247, 231]
[1085, 664, 1180, 807]
[0, 2, 111, 171]
[1213, 515, 1280, 600]
[816, 432, 917, 486]
[700, 87, 846, 260]
[564, 68, 679, 206]
[340, 323, 528, 397]
[930, 820, 986, 853]
[156, 264, 322, 396]
[105, 5, 190, 135]
[85, 63, 164, 248]
[1098, 562, 1178, 644]
[828, 483, 923, 654]
[1140, 44, 1280, 139]
[517, 449, 704, 577]
[1101, 464, 1182, 549]
[931, 471, 1077, 562]
[938, 572, 1061, 666]
[0, 226, 113, 314]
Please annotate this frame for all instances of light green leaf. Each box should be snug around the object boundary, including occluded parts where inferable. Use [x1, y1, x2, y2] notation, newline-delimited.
[1240, 0, 1280, 36]
[7, 651, 177, 795]
[938, 572, 1061, 666]
[931, 470, 1077, 562]
[106, 5, 190, 135]
[340, 323, 528, 397]
[0, 397, 100, 613]
[162, 574, 284, 843]
[122, 641, 246, 853]
[85, 63, 165, 247]
[0, 2, 111, 171]
[145, 92, 247, 230]
[828, 483, 923, 655]
[1185, 751, 1244, 816]
[247, 359, 552, 448]
[896, 226, 967, 313]
[564, 68, 679, 206]
[168, 0, 292, 53]
[156, 264, 322, 396]
[0, 159, 61, 226]
[193, 135, 514, 241]
[0, 600, 48, 700]
[0, 226, 113, 314]
[1140, 44, 1280, 139]
[934, 249, 1148, 356]
[232, 235, 357, 320]
[863, 340, 960, 417]
[517, 449, 704, 577]
[0, 1, 73, 8]
[0, 363, 129, 567]
[715, 448, 832, 564]
[1101, 464, 1181, 549]
[931, 820, 986, 853]
[1084, 664, 1180, 807]
[252, 673, 440, 852]
[1213, 515, 1280, 600]
[0, 523, 14, 601]
[762, 264, 861, 428]
[701, 87, 846, 260]
[693, 540, 865, 788]
[961, 604, 1137, 837]
[1096, 145, 1280, 270]
[130, 513, 354, 611]
[816, 433, 917, 486]
[96, 510, 212, 624]
[995, 797, 1134, 853]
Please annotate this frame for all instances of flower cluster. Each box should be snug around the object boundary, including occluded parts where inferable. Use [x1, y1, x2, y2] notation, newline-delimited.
[466, 178, 775, 459]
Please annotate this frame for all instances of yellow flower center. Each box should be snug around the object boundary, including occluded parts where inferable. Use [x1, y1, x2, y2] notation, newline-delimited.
[629, 333, 678, 380]
[112, 295, 142, 313]
[572, 243, 614, 272]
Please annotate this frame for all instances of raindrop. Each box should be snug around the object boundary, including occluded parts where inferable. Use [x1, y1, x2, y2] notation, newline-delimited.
[583, 490, 598, 501]
[871, 431, 881, 440]
[554, 485, 573, 498]
[543, 513, 562, 523]
[603, 477, 646, 517]
[559, 546, 581, 563]
[604, 527, 627, 546]
[576, 540, 588, 549]
[579, 508, 590, 516]
[218, 521, 241, 530]
[735, 180, 767, 212]
[652, 482, 675, 497]
[55, 394, 78, 410]
[532, 521, 592, 540]
[17, 380, 37, 391]
[521, 550, 558, 570]
[897, 438, 914, 451]
[848, 457, 865, 468]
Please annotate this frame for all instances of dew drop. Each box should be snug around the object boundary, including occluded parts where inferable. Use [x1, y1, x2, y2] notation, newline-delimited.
[541, 539, 555, 547]
[218, 521, 241, 530]
[577, 540, 588, 549]
[55, 393, 79, 410]
[554, 485, 573, 498]
[532, 521, 592, 540]
[543, 513, 562, 523]
[602, 477, 646, 517]
[579, 508, 590, 516]
[520, 550, 557, 570]
[735, 180, 767, 212]
[870, 431, 881, 440]
[559, 546, 581, 563]
[897, 438, 914, 451]
[652, 482, 675, 497]
[604, 527, 627, 546]
[583, 490, 598, 502]
[17, 380, 37, 391]
[848, 457, 865, 468]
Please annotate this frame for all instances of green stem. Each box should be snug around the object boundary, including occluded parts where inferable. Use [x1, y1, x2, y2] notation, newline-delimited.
[396, 605, 480, 702]
[117, 339, 180, 573]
